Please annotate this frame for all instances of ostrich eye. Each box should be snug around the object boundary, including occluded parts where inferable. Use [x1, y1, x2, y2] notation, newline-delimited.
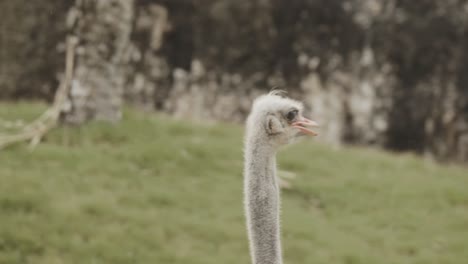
[286, 109, 298, 121]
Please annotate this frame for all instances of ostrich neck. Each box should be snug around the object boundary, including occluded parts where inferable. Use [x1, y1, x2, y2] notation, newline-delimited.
[244, 138, 283, 264]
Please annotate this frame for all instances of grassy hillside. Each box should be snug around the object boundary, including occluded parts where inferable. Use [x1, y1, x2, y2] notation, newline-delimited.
[0, 103, 467, 264]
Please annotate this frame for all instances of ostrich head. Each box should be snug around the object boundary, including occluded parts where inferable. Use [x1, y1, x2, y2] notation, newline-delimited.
[246, 91, 318, 149]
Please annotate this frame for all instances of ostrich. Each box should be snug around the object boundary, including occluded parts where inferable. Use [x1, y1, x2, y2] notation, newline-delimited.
[244, 91, 318, 264]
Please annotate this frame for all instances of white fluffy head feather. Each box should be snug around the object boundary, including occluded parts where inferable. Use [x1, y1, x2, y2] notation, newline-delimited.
[245, 92, 316, 149]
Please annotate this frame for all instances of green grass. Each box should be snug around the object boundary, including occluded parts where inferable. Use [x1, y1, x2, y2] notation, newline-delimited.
[0, 102, 467, 264]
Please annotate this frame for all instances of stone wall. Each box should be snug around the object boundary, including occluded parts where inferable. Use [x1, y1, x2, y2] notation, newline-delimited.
[137, 0, 468, 162]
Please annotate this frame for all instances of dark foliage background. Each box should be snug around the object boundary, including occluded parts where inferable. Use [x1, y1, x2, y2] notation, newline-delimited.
[1, 0, 467, 162]
[0, 0, 74, 100]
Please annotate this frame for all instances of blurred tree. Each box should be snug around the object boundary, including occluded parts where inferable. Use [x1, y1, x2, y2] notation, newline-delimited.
[125, 1, 171, 110]
[60, 0, 134, 124]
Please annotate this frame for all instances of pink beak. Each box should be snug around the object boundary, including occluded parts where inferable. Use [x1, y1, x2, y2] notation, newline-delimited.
[292, 117, 319, 136]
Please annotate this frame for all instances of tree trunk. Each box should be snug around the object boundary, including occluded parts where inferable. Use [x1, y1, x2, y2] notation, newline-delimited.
[61, 0, 134, 124]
